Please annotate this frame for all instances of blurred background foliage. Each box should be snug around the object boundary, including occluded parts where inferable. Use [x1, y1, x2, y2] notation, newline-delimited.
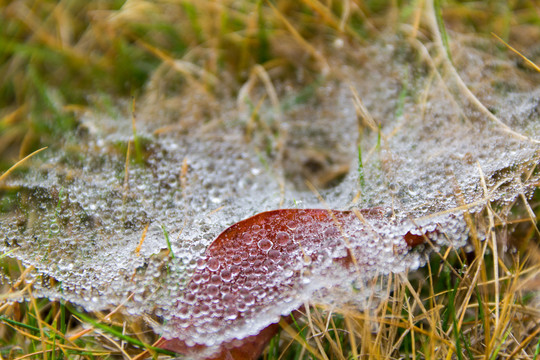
[1, 0, 539, 170]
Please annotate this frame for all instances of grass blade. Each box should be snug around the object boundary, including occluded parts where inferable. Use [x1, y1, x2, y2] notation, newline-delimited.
[0, 147, 47, 184]
[67, 306, 177, 356]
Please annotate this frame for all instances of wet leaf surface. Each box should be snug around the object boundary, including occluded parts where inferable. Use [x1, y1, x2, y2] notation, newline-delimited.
[157, 208, 433, 358]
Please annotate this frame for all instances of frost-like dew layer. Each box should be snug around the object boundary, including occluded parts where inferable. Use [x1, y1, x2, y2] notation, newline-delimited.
[159, 208, 447, 350]
[0, 34, 539, 350]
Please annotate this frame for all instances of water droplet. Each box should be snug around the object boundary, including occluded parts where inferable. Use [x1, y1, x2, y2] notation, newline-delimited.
[237, 302, 248, 312]
[268, 249, 281, 261]
[243, 293, 255, 305]
[230, 264, 241, 275]
[408, 184, 419, 195]
[196, 258, 206, 270]
[207, 285, 219, 297]
[224, 307, 237, 320]
[231, 254, 242, 264]
[50, 223, 60, 234]
[257, 239, 273, 252]
[220, 269, 232, 282]
[210, 274, 221, 285]
[207, 258, 220, 272]
[286, 221, 297, 230]
[276, 231, 290, 246]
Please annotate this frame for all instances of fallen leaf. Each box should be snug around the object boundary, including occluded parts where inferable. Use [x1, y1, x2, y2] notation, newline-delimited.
[157, 208, 433, 359]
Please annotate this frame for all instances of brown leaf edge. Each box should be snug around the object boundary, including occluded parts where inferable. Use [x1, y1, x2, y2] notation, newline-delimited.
[155, 313, 300, 360]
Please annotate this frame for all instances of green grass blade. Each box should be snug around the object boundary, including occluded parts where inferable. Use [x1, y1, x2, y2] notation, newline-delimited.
[489, 327, 511, 360]
[67, 306, 177, 356]
[161, 224, 175, 259]
[51, 319, 57, 360]
[0, 248, 17, 259]
[257, 0, 271, 64]
[434, 0, 452, 63]
[0, 315, 42, 333]
[533, 333, 540, 360]
[358, 145, 365, 190]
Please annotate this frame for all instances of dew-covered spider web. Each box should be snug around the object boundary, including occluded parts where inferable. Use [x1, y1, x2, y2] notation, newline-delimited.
[1, 32, 539, 354]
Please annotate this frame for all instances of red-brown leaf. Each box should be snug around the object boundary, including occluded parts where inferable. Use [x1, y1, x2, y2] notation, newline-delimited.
[157, 208, 432, 359]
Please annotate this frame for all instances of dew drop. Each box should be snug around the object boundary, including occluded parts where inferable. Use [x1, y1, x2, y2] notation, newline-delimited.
[224, 307, 238, 320]
[257, 238, 273, 252]
[286, 220, 297, 230]
[268, 249, 281, 261]
[207, 258, 220, 272]
[231, 254, 242, 264]
[237, 302, 248, 312]
[388, 182, 399, 194]
[50, 223, 60, 234]
[192, 274, 203, 284]
[220, 268, 232, 282]
[276, 231, 290, 246]
[210, 274, 221, 285]
[207, 285, 219, 297]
